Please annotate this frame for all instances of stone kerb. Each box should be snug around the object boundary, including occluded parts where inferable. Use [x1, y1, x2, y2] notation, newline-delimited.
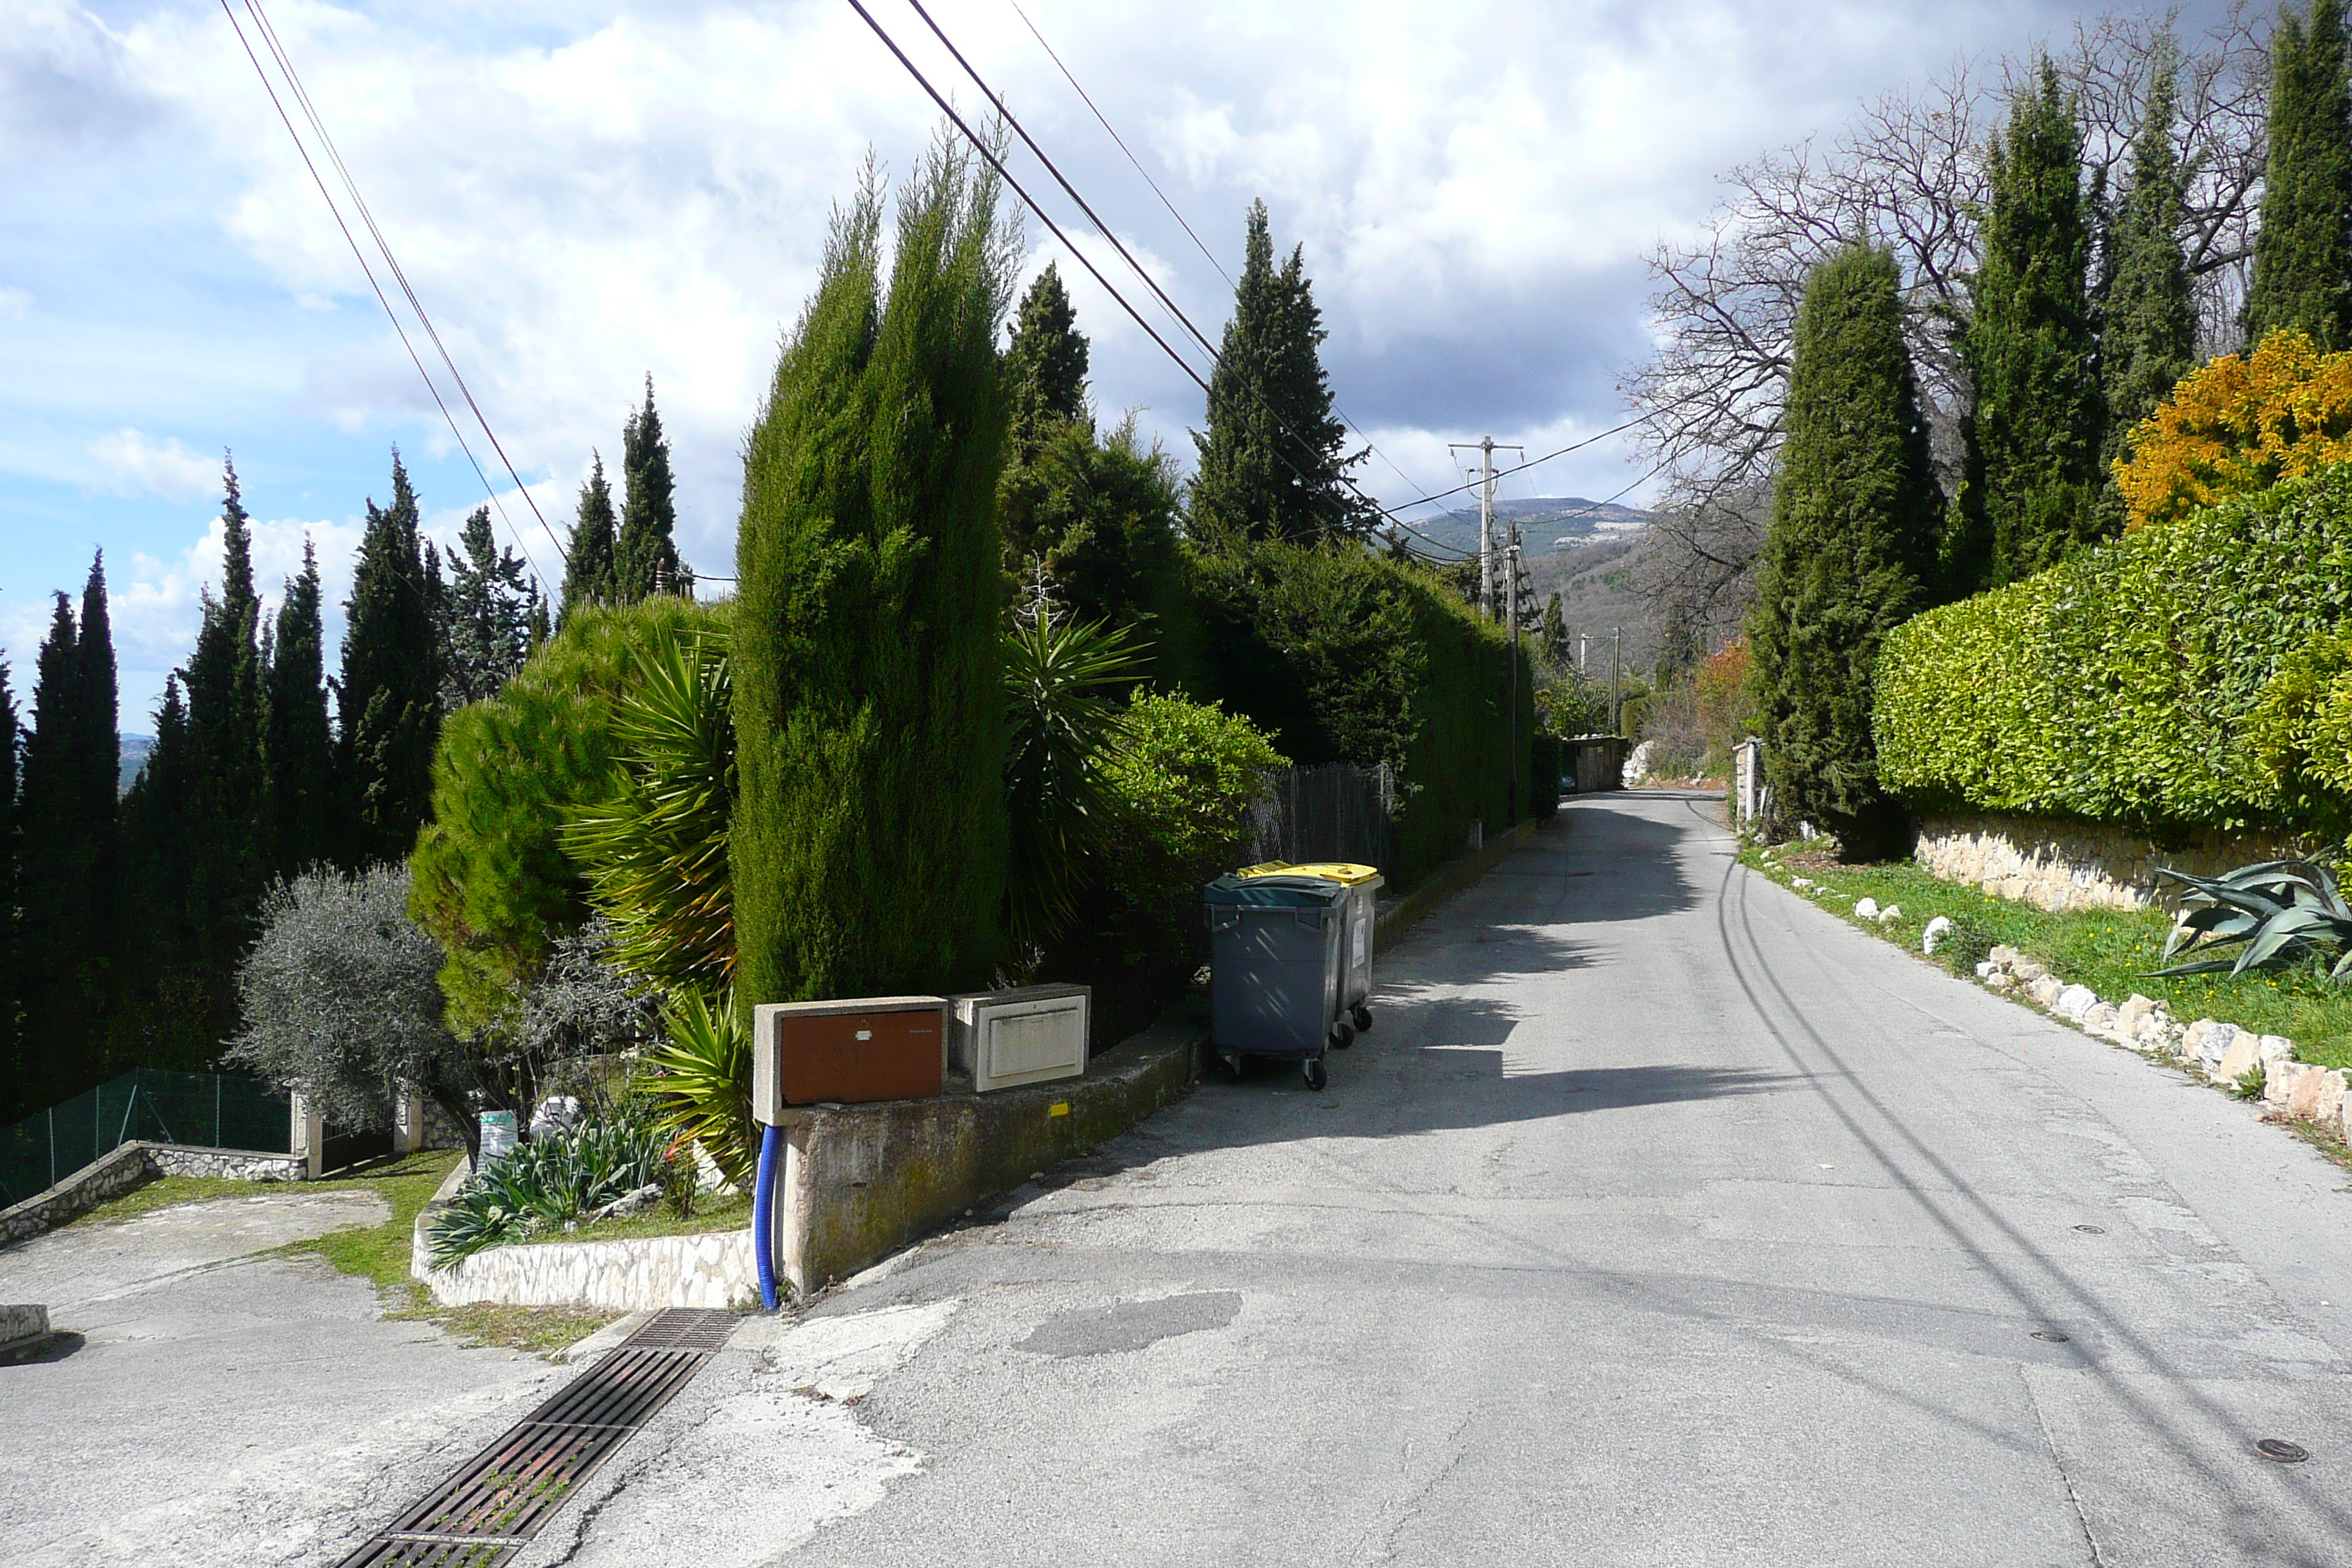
[1915, 813, 2311, 913]
[0, 1140, 303, 1246]
[410, 1220, 755, 1313]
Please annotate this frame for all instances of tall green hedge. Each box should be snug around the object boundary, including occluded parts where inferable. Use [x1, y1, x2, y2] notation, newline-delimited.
[1174, 543, 1528, 889]
[1875, 461, 2352, 832]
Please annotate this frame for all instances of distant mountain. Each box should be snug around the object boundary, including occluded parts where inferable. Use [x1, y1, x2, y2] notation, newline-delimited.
[118, 734, 153, 798]
[1392, 496, 1651, 559]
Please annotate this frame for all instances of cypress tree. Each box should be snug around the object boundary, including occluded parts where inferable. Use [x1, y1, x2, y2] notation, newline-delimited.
[1541, 592, 1569, 670]
[1956, 60, 2105, 589]
[1003, 263, 1089, 458]
[264, 538, 337, 877]
[20, 565, 120, 1103]
[2100, 53, 2199, 499]
[340, 451, 442, 867]
[617, 379, 687, 600]
[2246, 1, 2352, 349]
[116, 676, 203, 1073]
[181, 459, 268, 1017]
[0, 655, 19, 1120]
[560, 455, 619, 624]
[734, 137, 1015, 1008]
[441, 506, 538, 706]
[1748, 244, 1940, 854]
[1189, 200, 1372, 547]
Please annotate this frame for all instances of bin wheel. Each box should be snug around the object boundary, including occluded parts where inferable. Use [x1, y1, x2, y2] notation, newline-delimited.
[1303, 1056, 1328, 1091]
[1352, 1004, 1373, 1033]
[1216, 1052, 1245, 1085]
[1329, 1019, 1355, 1050]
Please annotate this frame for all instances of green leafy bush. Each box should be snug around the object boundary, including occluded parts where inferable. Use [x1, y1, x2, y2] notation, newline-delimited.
[1093, 690, 1288, 962]
[2250, 625, 2352, 832]
[1876, 461, 2352, 832]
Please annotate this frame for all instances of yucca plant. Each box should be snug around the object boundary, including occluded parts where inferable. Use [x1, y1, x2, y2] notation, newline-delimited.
[1002, 601, 1147, 951]
[638, 987, 756, 1191]
[562, 622, 735, 991]
[2152, 859, 2352, 979]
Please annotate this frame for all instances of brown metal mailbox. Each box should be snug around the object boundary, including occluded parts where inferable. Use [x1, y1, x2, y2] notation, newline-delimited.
[752, 995, 946, 1117]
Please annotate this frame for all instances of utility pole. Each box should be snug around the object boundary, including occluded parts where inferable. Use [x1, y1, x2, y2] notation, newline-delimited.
[1506, 513, 1522, 822]
[1610, 628, 1623, 737]
[1448, 436, 1523, 619]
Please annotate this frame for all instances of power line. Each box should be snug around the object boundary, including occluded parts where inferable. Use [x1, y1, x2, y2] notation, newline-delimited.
[222, 0, 568, 581]
[964, 0, 1449, 513]
[877, 0, 1475, 546]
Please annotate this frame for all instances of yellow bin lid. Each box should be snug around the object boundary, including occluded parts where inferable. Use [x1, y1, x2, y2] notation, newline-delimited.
[1236, 860, 1382, 885]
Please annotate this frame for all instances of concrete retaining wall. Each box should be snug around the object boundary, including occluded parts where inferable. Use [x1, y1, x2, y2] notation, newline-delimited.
[771, 1011, 1202, 1296]
[410, 1221, 755, 1312]
[0, 1141, 304, 1245]
[1915, 813, 2312, 912]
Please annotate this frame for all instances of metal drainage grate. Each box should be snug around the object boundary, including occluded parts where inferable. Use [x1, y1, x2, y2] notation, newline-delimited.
[335, 1310, 739, 1567]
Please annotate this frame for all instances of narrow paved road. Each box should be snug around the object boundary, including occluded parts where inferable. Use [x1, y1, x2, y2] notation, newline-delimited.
[586, 790, 2351, 1565]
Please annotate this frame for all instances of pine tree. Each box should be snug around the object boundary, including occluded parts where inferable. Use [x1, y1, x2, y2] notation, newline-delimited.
[1189, 200, 1373, 547]
[441, 507, 538, 706]
[264, 538, 337, 877]
[617, 379, 687, 600]
[1003, 263, 1090, 458]
[2100, 51, 2199, 504]
[1956, 59, 2105, 589]
[339, 451, 442, 867]
[559, 455, 619, 625]
[734, 137, 1014, 1008]
[2245, 1, 2352, 349]
[1747, 244, 1940, 853]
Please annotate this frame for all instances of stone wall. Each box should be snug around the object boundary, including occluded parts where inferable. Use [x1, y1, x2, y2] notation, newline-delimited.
[0, 1141, 303, 1246]
[1914, 813, 2313, 912]
[410, 1220, 755, 1312]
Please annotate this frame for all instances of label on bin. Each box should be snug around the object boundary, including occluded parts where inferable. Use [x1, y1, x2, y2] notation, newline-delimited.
[1354, 919, 1368, 967]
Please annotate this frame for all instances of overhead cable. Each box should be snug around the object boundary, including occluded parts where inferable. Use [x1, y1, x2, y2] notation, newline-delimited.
[222, 0, 567, 576]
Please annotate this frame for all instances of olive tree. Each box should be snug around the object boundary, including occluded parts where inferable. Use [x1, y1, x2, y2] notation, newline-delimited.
[227, 864, 480, 1153]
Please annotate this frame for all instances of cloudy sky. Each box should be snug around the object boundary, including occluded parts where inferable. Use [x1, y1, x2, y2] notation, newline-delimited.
[3, 0, 2227, 725]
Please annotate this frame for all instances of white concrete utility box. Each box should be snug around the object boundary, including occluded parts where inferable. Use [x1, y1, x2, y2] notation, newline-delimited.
[948, 984, 1090, 1092]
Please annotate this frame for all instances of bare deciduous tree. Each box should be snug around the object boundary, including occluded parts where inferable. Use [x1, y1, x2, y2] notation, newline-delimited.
[1625, 5, 2272, 633]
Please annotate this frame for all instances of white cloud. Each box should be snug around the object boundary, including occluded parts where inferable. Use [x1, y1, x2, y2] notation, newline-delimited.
[0, 285, 28, 320]
[88, 427, 219, 502]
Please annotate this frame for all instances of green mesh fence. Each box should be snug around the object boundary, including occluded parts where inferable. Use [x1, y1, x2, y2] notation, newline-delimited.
[0, 1069, 290, 1209]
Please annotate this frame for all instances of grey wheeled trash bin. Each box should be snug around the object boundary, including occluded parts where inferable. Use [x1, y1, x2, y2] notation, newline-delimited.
[1235, 861, 1384, 1033]
[1203, 872, 1351, 1090]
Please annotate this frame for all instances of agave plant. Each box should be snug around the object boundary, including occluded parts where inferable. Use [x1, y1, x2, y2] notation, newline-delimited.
[638, 987, 756, 1191]
[427, 1097, 671, 1266]
[562, 623, 735, 991]
[2152, 859, 2352, 979]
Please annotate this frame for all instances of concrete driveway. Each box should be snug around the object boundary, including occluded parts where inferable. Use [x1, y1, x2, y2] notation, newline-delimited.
[0, 1186, 572, 1567]
[543, 788, 2352, 1567]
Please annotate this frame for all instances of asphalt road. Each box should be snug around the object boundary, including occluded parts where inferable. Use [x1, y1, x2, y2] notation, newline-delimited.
[598, 788, 2352, 1567]
[0, 1187, 573, 1567]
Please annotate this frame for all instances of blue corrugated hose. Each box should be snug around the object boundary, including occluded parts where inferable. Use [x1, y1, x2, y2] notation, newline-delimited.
[753, 1122, 783, 1310]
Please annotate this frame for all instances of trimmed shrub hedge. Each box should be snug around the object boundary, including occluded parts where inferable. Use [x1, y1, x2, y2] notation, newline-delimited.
[1174, 543, 1530, 890]
[1874, 461, 2352, 832]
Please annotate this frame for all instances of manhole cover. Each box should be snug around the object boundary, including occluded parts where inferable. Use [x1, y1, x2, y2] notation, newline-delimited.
[2255, 1438, 2310, 1464]
[2073, 1224, 2105, 1234]
[2031, 1329, 2071, 1343]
